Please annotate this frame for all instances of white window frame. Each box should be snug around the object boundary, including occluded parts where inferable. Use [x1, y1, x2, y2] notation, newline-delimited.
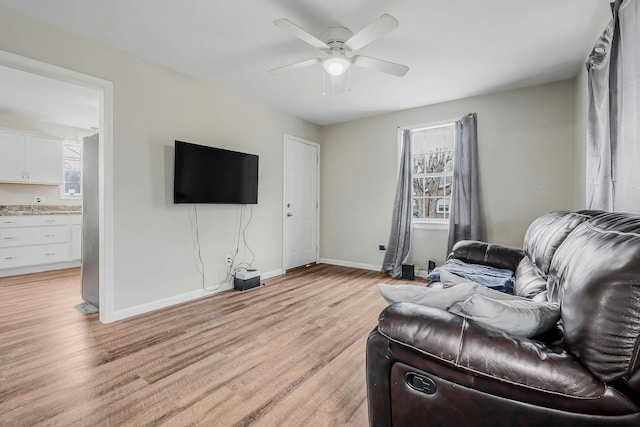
[398, 119, 457, 230]
[61, 139, 82, 199]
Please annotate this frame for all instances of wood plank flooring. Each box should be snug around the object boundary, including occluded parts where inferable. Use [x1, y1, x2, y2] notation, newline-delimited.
[0, 264, 413, 426]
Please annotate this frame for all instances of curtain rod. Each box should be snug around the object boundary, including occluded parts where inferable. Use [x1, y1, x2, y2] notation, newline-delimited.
[398, 119, 457, 132]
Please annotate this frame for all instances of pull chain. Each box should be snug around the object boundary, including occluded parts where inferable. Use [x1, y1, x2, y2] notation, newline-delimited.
[322, 70, 326, 96]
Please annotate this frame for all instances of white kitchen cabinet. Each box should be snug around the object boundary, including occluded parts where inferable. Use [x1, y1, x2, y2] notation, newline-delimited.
[0, 243, 69, 270]
[0, 225, 69, 246]
[0, 129, 63, 185]
[0, 215, 68, 227]
[0, 214, 82, 273]
[26, 136, 63, 184]
[0, 131, 26, 182]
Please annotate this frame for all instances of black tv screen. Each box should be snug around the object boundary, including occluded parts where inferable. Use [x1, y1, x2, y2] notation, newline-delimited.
[174, 141, 258, 204]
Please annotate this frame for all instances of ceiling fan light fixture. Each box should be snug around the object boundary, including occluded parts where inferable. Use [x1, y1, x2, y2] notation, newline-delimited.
[272, 14, 409, 92]
[323, 56, 350, 76]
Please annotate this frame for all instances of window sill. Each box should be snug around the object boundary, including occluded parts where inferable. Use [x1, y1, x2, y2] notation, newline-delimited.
[412, 221, 449, 231]
[60, 195, 82, 200]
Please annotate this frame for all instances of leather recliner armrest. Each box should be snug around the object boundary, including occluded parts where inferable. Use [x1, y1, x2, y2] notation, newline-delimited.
[377, 302, 609, 402]
[449, 240, 524, 271]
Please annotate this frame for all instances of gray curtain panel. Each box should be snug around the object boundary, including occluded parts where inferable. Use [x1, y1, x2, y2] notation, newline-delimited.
[587, 0, 640, 212]
[586, 2, 618, 210]
[447, 113, 484, 255]
[382, 129, 413, 278]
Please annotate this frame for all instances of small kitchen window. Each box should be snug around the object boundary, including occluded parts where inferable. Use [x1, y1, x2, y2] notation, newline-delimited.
[61, 140, 82, 198]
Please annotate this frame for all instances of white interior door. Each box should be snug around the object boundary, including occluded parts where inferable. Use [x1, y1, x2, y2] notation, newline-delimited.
[284, 135, 319, 270]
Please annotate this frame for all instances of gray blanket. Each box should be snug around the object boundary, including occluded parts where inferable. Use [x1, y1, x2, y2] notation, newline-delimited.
[425, 258, 515, 294]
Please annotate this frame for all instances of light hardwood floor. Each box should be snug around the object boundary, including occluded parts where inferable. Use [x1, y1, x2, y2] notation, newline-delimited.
[0, 264, 412, 426]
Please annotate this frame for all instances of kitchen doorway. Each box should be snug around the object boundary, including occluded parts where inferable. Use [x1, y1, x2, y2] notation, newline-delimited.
[0, 50, 114, 323]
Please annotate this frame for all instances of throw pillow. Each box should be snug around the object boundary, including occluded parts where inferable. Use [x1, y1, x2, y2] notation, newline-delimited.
[440, 269, 480, 288]
[532, 290, 548, 303]
[448, 295, 560, 338]
[425, 267, 441, 282]
[378, 282, 524, 311]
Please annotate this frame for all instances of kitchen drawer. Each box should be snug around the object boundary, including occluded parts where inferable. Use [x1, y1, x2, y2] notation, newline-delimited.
[0, 215, 69, 228]
[0, 243, 70, 269]
[70, 214, 82, 225]
[0, 225, 69, 248]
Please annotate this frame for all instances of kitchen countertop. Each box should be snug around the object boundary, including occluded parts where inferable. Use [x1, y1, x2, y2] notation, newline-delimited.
[0, 205, 82, 216]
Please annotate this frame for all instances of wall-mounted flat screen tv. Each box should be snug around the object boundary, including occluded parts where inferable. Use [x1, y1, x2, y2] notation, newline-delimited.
[174, 140, 258, 204]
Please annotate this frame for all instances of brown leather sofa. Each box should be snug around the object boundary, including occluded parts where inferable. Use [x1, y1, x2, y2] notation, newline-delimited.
[367, 211, 640, 426]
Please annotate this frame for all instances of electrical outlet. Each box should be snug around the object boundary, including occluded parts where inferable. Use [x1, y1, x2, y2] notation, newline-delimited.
[225, 255, 233, 266]
[34, 196, 45, 204]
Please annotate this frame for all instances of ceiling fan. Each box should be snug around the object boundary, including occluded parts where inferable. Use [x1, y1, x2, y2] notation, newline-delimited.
[269, 14, 409, 92]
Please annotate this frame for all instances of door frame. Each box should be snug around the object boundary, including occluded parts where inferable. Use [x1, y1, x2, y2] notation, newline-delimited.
[0, 50, 115, 323]
[282, 134, 320, 272]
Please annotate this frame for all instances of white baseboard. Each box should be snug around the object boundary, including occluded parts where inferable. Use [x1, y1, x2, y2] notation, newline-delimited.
[262, 268, 283, 280]
[110, 268, 284, 322]
[0, 261, 81, 278]
[319, 258, 381, 272]
[110, 284, 231, 322]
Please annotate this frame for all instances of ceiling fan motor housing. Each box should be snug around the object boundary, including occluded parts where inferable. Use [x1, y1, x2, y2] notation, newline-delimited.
[320, 27, 354, 51]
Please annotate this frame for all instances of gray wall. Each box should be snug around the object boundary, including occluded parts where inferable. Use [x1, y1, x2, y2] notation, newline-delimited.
[320, 80, 577, 268]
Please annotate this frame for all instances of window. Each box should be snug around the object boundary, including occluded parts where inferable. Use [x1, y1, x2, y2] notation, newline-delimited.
[410, 123, 455, 223]
[62, 140, 82, 198]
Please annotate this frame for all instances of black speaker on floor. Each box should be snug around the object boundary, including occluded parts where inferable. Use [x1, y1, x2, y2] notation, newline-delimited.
[234, 275, 260, 291]
[401, 264, 415, 280]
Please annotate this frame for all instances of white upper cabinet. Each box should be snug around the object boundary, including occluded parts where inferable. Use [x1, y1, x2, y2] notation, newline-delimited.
[0, 132, 26, 182]
[0, 130, 62, 185]
[25, 136, 63, 184]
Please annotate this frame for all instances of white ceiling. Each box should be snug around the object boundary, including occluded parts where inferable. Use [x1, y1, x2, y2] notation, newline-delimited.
[0, 65, 100, 130]
[0, 0, 609, 127]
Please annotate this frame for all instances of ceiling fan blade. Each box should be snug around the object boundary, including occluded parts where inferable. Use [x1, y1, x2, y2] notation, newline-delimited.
[274, 19, 330, 50]
[344, 14, 399, 51]
[268, 58, 322, 75]
[352, 55, 409, 77]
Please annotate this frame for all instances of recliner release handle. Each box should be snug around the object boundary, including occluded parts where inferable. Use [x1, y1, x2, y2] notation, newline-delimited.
[405, 372, 437, 395]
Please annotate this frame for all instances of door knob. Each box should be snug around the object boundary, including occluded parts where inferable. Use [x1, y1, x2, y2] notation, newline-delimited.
[287, 213, 293, 217]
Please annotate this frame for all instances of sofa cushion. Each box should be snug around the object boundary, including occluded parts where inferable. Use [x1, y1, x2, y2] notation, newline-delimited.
[548, 212, 640, 383]
[514, 256, 548, 298]
[448, 294, 560, 338]
[449, 240, 524, 271]
[523, 211, 593, 277]
[377, 302, 607, 400]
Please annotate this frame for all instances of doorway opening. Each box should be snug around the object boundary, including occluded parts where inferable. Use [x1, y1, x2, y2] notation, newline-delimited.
[0, 50, 114, 323]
